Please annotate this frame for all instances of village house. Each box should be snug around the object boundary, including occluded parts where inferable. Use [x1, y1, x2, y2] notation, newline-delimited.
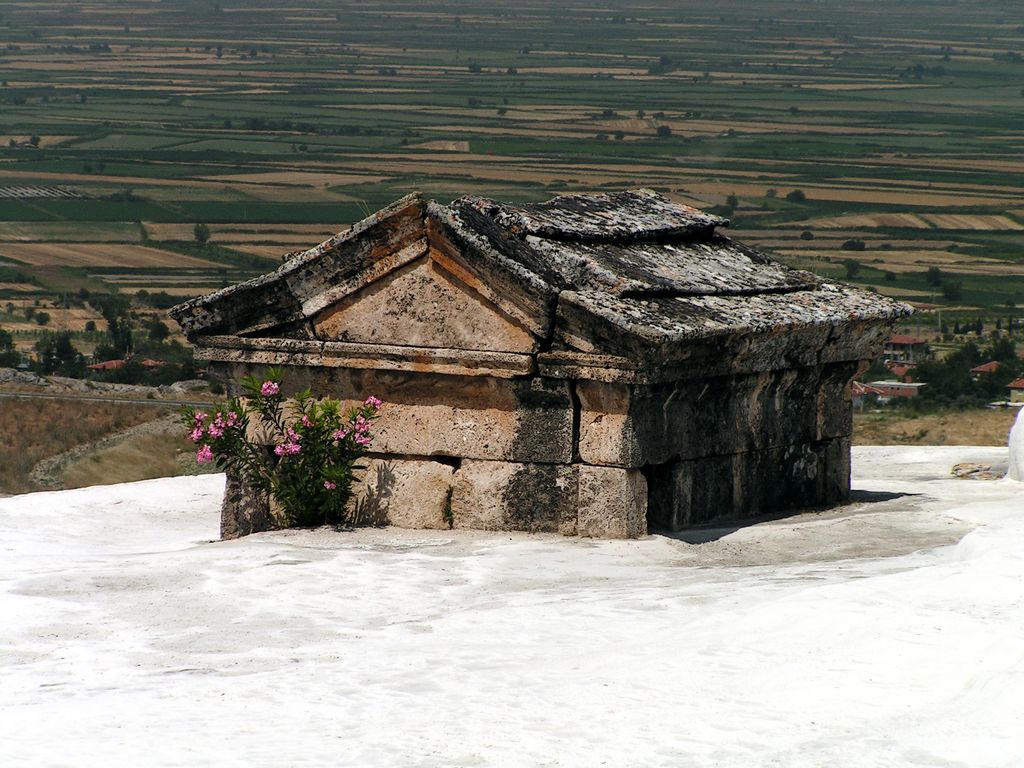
[970, 360, 1002, 380]
[868, 380, 928, 402]
[171, 190, 909, 539]
[1008, 377, 1024, 404]
[884, 334, 930, 364]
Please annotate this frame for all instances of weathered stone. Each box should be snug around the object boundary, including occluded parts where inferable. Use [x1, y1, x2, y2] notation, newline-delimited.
[577, 466, 647, 538]
[210, 362, 574, 464]
[196, 337, 534, 379]
[350, 458, 455, 529]
[646, 437, 850, 531]
[174, 189, 911, 540]
[576, 363, 857, 469]
[312, 254, 537, 353]
[220, 468, 275, 539]
[452, 460, 577, 534]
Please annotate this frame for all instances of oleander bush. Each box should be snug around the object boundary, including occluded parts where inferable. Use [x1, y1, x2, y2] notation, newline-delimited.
[184, 368, 380, 527]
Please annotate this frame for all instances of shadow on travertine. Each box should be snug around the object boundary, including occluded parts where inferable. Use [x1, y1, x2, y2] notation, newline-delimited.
[646, 488, 958, 568]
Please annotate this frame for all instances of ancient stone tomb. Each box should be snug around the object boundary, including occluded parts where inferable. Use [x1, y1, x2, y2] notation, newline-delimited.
[171, 190, 909, 539]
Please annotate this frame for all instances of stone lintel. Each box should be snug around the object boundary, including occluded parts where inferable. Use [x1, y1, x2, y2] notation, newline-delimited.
[195, 336, 535, 379]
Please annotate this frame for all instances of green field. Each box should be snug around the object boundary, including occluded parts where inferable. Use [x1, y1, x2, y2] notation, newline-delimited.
[1, 0, 1024, 343]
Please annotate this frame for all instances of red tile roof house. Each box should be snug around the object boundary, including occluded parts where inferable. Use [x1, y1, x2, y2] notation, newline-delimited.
[171, 190, 910, 539]
[1009, 377, 1024, 404]
[852, 381, 885, 410]
[87, 359, 126, 371]
[883, 334, 930, 363]
[886, 362, 915, 382]
[970, 360, 1002, 379]
[869, 381, 928, 401]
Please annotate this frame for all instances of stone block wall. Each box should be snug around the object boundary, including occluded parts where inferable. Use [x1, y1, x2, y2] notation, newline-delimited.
[212, 356, 857, 540]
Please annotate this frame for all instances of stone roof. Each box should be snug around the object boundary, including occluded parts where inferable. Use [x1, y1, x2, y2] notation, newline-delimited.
[171, 189, 911, 382]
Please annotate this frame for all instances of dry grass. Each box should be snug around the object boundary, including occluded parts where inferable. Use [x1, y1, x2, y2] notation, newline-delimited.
[61, 426, 204, 490]
[853, 408, 1019, 446]
[0, 398, 161, 493]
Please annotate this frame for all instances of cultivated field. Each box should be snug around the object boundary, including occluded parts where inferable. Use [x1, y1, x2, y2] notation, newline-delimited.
[0, 0, 1022, 334]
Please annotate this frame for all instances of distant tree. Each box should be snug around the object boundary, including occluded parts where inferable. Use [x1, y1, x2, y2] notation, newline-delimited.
[942, 280, 963, 301]
[841, 239, 866, 251]
[28, 135, 40, 147]
[147, 318, 170, 343]
[34, 312, 50, 326]
[193, 223, 211, 244]
[926, 266, 943, 286]
[843, 259, 861, 279]
[800, 230, 814, 240]
[765, 188, 778, 198]
[655, 125, 672, 138]
[613, 130, 625, 140]
[33, 331, 85, 377]
[726, 193, 739, 208]
[785, 189, 806, 203]
[788, 105, 799, 115]
[0, 325, 19, 367]
[884, 271, 896, 282]
[84, 320, 97, 332]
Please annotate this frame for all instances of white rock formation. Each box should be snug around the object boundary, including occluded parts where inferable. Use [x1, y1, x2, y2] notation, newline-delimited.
[1008, 407, 1024, 481]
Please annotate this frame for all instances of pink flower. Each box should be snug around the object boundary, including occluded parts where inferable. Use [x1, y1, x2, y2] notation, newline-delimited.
[207, 414, 226, 438]
[354, 416, 370, 434]
[274, 441, 301, 456]
[355, 433, 371, 447]
[196, 445, 214, 464]
[323, 480, 337, 490]
[226, 411, 239, 426]
[364, 395, 382, 410]
[188, 427, 204, 443]
[260, 381, 280, 396]
[332, 428, 349, 441]
[193, 411, 207, 424]
[302, 415, 313, 428]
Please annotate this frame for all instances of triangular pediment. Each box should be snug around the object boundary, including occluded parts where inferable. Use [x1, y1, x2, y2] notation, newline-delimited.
[311, 250, 538, 354]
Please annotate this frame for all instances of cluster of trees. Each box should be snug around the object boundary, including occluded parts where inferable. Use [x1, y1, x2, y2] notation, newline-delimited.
[886, 337, 1022, 411]
[0, 288, 192, 384]
[0, 326, 19, 367]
